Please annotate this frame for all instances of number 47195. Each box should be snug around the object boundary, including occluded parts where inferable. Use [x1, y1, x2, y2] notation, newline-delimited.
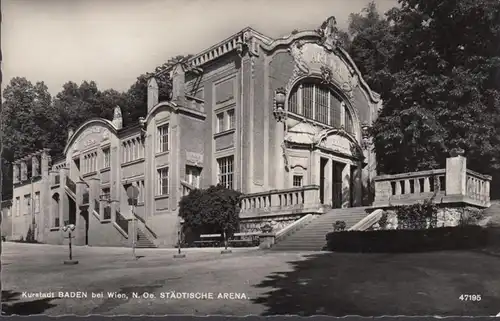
[459, 294, 482, 301]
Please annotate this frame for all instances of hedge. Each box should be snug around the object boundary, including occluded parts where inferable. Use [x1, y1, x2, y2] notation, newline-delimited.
[324, 226, 492, 253]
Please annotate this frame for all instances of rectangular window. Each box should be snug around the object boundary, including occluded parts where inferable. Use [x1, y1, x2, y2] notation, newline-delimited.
[103, 148, 110, 168]
[15, 197, 20, 216]
[157, 167, 169, 195]
[217, 156, 234, 190]
[216, 112, 225, 133]
[186, 166, 201, 188]
[157, 125, 169, 153]
[293, 175, 303, 187]
[227, 109, 235, 130]
[34, 192, 40, 213]
[24, 195, 30, 215]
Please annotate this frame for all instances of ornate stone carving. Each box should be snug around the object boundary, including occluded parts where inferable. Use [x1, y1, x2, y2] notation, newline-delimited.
[112, 105, 123, 129]
[273, 88, 287, 122]
[316, 16, 340, 52]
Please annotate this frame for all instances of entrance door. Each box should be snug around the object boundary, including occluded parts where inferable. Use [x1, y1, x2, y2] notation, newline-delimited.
[332, 161, 345, 208]
[319, 158, 328, 204]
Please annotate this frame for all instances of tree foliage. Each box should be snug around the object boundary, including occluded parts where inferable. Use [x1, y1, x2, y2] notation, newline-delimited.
[347, 0, 500, 197]
[178, 184, 242, 237]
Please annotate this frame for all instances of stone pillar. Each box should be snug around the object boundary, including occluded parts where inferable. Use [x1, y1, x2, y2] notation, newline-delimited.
[309, 150, 321, 186]
[32, 155, 40, 177]
[75, 181, 86, 245]
[341, 163, 351, 208]
[20, 161, 27, 181]
[13, 162, 20, 184]
[445, 151, 467, 196]
[324, 159, 333, 207]
[59, 167, 69, 226]
[352, 163, 363, 207]
[275, 122, 286, 190]
[147, 77, 159, 112]
[171, 64, 186, 105]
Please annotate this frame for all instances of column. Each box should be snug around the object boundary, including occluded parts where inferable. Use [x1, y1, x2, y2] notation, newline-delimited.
[445, 152, 467, 196]
[59, 167, 69, 226]
[341, 163, 351, 208]
[309, 150, 321, 186]
[275, 122, 286, 189]
[324, 158, 333, 207]
[352, 162, 363, 207]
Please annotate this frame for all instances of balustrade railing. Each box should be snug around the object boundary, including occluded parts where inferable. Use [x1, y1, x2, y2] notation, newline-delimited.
[66, 176, 76, 194]
[466, 170, 491, 203]
[115, 211, 129, 234]
[239, 185, 321, 216]
[374, 169, 446, 205]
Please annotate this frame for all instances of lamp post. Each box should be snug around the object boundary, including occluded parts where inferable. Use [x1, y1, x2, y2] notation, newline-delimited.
[62, 224, 78, 265]
[173, 218, 185, 258]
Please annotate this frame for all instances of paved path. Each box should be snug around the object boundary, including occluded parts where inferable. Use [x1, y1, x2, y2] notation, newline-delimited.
[1, 243, 311, 316]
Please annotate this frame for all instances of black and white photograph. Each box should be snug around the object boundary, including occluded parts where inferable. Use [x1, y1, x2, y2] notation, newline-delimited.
[1, 0, 500, 317]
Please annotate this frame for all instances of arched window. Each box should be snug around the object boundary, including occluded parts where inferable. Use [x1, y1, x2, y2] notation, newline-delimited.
[288, 81, 354, 134]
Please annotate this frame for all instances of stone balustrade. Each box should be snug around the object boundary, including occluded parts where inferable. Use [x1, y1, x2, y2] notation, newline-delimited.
[373, 154, 491, 208]
[466, 170, 491, 204]
[239, 185, 323, 218]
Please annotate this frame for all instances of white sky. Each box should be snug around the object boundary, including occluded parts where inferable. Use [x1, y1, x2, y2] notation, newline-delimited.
[2, 0, 398, 96]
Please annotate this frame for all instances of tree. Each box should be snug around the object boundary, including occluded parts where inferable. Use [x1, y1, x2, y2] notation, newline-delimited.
[178, 184, 242, 241]
[362, 0, 500, 193]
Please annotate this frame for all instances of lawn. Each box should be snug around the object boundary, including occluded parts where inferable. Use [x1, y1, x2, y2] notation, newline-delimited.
[2, 243, 500, 316]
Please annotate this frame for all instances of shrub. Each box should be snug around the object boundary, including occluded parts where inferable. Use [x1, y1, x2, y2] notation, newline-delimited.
[395, 200, 438, 230]
[459, 207, 485, 226]
[333, 220, 347, 232]
[179, 184, 242, 239]
[325, 226, 489, 253]
[378, 212, 388, 229]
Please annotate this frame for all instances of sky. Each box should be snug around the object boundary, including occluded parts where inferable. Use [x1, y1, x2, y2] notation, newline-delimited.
[2, 0, 398, 96]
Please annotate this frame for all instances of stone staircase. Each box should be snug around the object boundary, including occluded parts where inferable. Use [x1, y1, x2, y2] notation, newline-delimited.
[136, 228, 157, 248]
[270, 207, 370, 251]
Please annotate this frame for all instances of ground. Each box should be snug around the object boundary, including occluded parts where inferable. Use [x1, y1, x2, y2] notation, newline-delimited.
[2, 242, 500, 316]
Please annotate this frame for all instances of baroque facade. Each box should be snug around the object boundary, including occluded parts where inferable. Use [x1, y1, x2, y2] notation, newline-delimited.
[9, 17, 382, 247]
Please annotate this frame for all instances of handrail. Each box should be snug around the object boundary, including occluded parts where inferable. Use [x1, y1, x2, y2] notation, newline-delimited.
[275, 214, 314, 242]
[348, 209, 384, 231]
[133, 212, 158, 239]
[66, 176, 76, 194]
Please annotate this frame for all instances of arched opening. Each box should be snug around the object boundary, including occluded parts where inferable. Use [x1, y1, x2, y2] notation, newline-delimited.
[288, 80, 355, 135]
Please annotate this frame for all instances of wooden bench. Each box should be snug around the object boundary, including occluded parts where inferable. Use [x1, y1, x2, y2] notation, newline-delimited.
[229, 232, 260, 247]
[193, 234, 222, 247]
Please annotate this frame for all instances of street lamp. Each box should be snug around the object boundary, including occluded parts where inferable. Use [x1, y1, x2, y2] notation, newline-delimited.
[173, 217, 185, 258]
[62, 224, 78, 265]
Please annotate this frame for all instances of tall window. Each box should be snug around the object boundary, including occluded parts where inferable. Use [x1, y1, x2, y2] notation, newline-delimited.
[216, 109, 235, 133]
[288, 81, 354, 133]
[102, 148, 110, 169]
[122, 137, 143, 163]
[34, 192, 40, 213]
[217, 156, 234, 189]
[216, 112, 225, 133]
[186, 166, 201, 188]
[83, 152, 98, 174]
[157, 167, 169, 195]
[157, 124, 169, 153]
[227, 109, 235, 130]
[293, 175, 303, 187]
[24, 195, 30, 215]
[15, 197, 20, 216]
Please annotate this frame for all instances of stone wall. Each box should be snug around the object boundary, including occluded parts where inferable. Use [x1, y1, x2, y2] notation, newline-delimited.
[239, 213, 304, 233]
[371, 206, 485, 231]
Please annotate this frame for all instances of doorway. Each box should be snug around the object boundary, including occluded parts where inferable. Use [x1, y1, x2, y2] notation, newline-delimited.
[332, 161, 345, 208]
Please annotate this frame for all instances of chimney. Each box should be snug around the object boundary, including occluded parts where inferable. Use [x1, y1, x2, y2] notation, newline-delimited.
[147, 77, 159, 112]
[171, 64, 186, 105]
[112, 105, 123, 130]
